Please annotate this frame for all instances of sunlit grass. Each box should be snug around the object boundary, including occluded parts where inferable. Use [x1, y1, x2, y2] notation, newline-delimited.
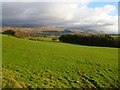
[2, 34, 118, 88]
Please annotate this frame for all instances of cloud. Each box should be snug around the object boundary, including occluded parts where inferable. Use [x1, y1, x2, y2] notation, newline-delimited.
[2, 2, 118, 33]
[2, 0, 93, 3]
[0, 2, 2, 26]
[2, 0, 119, 2]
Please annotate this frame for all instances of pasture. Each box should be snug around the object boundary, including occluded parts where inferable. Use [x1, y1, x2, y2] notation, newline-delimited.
[2, 34, 118, 88]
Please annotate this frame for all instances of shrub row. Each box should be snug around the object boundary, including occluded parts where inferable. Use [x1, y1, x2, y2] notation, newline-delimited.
[2, 29, 39, 38]
[2, 29, 59, 42]
[59, 34, 119, 48]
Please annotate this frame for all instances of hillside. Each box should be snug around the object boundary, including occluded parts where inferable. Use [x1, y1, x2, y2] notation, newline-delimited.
[2, 26, 64, 32]
[2, 26, 107, 36]
[0, 28, 2, 33]
[2, 26, 73, 36]
[2, 34, 118, 88]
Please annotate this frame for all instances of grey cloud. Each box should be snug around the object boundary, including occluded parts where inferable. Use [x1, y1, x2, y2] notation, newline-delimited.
[0, 3, 2, 27]
[2, 2, 62, 25]
[2, 2, 89, 26]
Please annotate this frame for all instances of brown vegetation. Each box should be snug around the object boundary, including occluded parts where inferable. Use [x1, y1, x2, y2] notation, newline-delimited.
[2, 29, 31, 38]
[14, 30, 30, 38]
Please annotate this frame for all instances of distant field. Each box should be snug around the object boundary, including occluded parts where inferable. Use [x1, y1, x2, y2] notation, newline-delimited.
[28, 36, 59, 42]
[111, 35, 119, 38]
[2, 34, 118, 88]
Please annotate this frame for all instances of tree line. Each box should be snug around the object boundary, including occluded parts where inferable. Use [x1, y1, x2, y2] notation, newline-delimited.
[59, 34, 119, 48]
[2, 29, 119, 48]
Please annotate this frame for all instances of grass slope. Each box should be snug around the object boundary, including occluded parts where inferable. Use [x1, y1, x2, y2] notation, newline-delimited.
[2, 35, 118, 88]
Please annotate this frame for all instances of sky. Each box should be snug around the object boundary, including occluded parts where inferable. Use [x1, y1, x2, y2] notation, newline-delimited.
[1, 0, 119, 34]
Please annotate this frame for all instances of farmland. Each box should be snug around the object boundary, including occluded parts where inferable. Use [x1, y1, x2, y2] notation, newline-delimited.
[2, 34, 118, 88]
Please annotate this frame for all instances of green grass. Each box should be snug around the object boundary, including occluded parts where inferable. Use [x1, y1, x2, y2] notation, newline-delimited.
[2, 34, 118, 88]
[28, 36, 59, 42]
[111, 35, 119, 39]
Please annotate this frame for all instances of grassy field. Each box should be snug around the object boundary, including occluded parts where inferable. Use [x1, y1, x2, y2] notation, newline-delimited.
[2, 34, 118, 88]
[111, 35, 119, 39]
[28, 36, 59, 42]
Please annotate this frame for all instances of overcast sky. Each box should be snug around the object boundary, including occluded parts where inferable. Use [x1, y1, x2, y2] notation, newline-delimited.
[1, 0, 119, 33]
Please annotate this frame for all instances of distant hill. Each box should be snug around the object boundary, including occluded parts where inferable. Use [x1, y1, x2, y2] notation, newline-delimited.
[33, 26, 64, 31]
[0, 28, 2, 32]
[2, 25, 108, 36]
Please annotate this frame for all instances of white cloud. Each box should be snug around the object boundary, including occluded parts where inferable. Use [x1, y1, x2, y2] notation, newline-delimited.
[2, 2, 118, 33]
[2, 0, 119, 2]
[2, 0, 92, 3]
